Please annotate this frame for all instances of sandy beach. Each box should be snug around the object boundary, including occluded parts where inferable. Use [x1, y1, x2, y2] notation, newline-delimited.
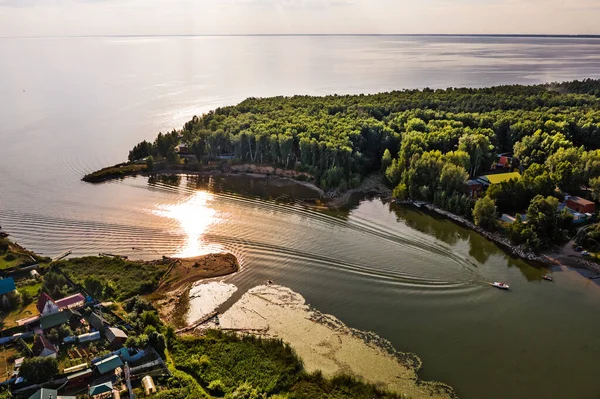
[219, 285, 454, 399]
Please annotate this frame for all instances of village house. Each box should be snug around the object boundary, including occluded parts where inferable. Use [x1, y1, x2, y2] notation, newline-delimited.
[28, 388, 75, 399]
[105, 327, 128, 349]
[37, 292, 59, 316]
[500, 214, 527, 225]
[38, 292, 86, 316]
[566, 196, 596, 214]
[32, 335, 58, 358]
[88, 312, 108, 332]
[89, 381, 114, 398]
[466, 180, 484, 199]
[93, 354, 124, 375]
[0, 277, 16, 297]
[475, 171, 521, 188]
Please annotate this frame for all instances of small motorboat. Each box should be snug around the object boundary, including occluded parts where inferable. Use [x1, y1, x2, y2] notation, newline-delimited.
[542, 275, 553, 281]
[492, 282, 510, 290]
[266, 280, 274, 285]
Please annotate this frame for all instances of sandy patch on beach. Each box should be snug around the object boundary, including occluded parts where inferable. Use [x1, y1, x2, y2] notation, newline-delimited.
[187, 281, 238, 324]
[219, 285, 453, 399]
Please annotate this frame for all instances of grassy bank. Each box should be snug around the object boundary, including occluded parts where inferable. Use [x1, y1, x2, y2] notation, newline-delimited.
[82, 162, 147, 183]
[166, 330, 409, 399]
[55, 256, 169, 300]
[0, 237, 48, 270]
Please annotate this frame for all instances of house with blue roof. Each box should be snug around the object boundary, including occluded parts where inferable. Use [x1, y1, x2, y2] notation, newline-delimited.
[0, 277, 16, 296]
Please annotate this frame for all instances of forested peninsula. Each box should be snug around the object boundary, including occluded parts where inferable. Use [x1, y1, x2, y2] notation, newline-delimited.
[86, 79, 600, 251]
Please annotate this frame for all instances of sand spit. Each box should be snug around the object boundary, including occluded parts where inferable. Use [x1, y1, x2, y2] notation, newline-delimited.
[219, 285, 454, 399]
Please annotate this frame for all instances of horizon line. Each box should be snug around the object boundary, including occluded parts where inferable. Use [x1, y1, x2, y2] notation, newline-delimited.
[2, 33, 600, 39]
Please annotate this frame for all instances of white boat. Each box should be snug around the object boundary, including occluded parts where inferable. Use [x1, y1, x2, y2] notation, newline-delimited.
[492, 282, 510, 290]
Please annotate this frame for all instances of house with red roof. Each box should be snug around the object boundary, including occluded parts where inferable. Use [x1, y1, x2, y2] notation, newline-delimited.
[37, 292, 59, 316]
[32, 335, 58, 358]
[55, 293, 86, 310]
[38, 293, 86, 316]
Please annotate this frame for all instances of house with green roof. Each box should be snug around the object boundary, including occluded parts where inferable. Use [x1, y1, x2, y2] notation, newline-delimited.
[89, 381, 113, 397]
[39, 311, 70, 330]
[93, 354, 124, 375]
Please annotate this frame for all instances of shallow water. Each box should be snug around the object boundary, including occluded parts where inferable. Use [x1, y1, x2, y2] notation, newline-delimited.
[2, 35, 600, 398]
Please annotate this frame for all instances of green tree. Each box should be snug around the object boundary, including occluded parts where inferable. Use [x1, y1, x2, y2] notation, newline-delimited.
[392, 183, 408, 200]
[84, 276, 104, 300]
[166, 146, 180, 164]
[526, 195, 561, 246]
[514, 130, 572, 167]
[145, 155, 154, 172]
[458, 133, 494, 177]
[19, 357, 58, 384]
[384, 158, 402, 186]
[439, 163, 468, 195]
[591, 177, 600, 201]
[445, 150, 471, 170]
[381, 149, 393, 170]
[43, 271, 68, 298]
[473, 197, 497, 230]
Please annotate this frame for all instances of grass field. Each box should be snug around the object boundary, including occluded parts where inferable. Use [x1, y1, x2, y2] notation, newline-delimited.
[168, 330, 404, 399]
[0, 238, 47, 270]
[0, 346, 18, 380]
[17, 282, 42, 297]
[0, 301, 38, 330]
[56, 257, 169, 300]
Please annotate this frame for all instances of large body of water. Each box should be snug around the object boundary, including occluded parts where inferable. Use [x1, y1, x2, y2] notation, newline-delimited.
[1, 35, 600, 399]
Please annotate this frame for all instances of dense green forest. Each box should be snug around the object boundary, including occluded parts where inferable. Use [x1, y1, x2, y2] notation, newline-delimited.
[128, 79, 600, 249]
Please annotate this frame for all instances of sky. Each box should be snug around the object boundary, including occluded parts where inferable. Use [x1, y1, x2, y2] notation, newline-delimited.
[0, 0, 599, 37]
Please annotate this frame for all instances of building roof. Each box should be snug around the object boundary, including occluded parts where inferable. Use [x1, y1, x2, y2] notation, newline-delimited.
[55, 293, 85, 310]
[89, 381, 113, 396]
[484, 172, 521, 185]
[32, 335, 58, 356]
[94, 354, 124, 375]
[0, 277, 16, 296]
[88, 312, 107, 332]
[567, 196, 595, 206]
[105, 327, 128, 343]
[66, 368, 92, 380]
[40, 311, 70, 330]
[27, 388, 74, 399]
[37, 292, 57, 314]
[466, 180, 479, 186]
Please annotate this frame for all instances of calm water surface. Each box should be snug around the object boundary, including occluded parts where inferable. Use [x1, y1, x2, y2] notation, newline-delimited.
[1, 35, 600, 399]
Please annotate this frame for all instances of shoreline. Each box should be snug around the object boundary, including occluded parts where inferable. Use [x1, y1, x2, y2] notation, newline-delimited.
[397, 200, 600, 275]
[217, 284, 455, 399]
[82, 161, 393, 210]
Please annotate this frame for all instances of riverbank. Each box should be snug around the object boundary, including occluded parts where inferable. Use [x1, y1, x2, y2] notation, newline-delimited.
[217, 284, 454, 399]
[396, 201, 600, 275]
[82, 160, 397, 209]
[149, 253, 239, 328]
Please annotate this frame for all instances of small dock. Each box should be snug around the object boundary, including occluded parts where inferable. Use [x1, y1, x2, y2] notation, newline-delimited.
[99, 253, 128, 260]
[52, 250, 72, 262]
[176, 311, 218, 334]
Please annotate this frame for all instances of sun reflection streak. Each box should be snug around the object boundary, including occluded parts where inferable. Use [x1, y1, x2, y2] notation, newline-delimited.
[152, 191, 222, 257]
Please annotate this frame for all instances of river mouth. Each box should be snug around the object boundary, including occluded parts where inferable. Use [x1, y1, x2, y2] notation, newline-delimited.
[2, 174, 600, 399]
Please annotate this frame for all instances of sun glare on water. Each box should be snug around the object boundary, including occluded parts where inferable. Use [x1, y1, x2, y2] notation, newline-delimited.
[152, 191, 222, 257]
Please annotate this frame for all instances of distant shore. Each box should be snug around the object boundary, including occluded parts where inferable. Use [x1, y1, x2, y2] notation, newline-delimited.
[82, 161, 394, 210]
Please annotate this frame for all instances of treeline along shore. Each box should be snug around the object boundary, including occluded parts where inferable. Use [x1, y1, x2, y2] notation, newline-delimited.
[86, 79, 600, 263]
